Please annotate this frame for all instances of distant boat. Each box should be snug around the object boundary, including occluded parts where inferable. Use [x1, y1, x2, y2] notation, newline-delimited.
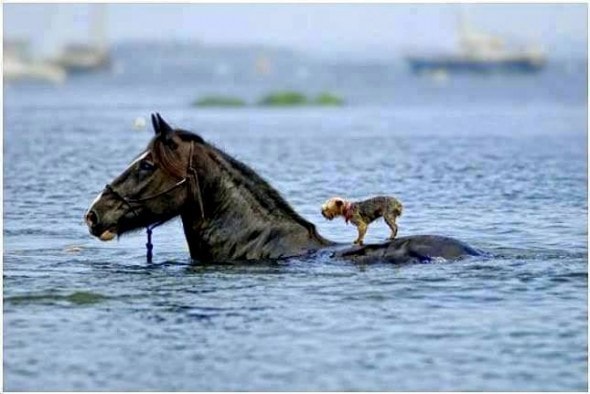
[54, 4, 110, 73]
[406, 10, 546, 74]
[4, 39, 66, 83]
[55, 43, 110, 73]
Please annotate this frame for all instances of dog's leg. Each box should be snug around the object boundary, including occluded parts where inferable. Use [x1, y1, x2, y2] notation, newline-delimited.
[384, 214, 398, 239]
[354, 222, 368, 245]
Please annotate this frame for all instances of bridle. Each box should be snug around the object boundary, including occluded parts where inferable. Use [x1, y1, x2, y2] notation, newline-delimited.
[104, 178, 187, 217]
[104, 141, 205, 262]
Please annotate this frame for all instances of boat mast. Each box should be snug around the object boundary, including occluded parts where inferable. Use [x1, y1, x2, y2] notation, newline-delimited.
[457, 5, 470, 52]
[457, 5, 480, 56]
[90, 4, 107, 51]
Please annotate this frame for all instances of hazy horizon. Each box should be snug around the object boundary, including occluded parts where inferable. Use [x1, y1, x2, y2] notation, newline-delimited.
[4, 3, 588, 60]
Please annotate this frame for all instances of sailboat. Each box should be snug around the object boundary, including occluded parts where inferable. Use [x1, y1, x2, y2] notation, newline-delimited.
[406, 10, 546, 74]
[54, 4, 110, 72]
[4, 39, 66, 83]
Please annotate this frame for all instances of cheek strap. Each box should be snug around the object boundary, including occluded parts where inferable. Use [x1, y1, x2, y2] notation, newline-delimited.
[146, 142, 205, 263]
[187, 141, 205, 221]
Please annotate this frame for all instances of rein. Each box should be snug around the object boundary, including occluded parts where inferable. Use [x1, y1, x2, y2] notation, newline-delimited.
[105, 141, 204, 263]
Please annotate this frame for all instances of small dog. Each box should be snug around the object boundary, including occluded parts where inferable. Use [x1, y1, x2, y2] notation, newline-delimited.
[321, 196, 403, 245]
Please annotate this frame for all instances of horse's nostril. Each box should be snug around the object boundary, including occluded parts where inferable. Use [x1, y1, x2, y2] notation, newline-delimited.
[85, 210, 98, 228]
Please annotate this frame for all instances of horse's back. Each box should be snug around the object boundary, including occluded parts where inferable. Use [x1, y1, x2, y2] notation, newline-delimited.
[335, 234, 481, 264]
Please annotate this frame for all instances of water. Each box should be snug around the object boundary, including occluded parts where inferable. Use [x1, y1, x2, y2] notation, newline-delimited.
[4, 45, 588, 391]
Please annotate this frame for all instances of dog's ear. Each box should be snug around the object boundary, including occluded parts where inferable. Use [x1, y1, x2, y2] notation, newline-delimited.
[334, 199, 343, 207]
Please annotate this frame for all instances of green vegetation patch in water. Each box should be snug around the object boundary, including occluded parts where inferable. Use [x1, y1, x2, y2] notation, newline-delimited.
[314, 92, 345, 106]
[194, 95, 246, 107]
[258, 91, 308, 106]
[192, 91, 346, 108]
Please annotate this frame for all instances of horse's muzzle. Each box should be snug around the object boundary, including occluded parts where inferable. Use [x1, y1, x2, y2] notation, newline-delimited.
[85, 210, 117, 241]
[85, 210, 99, 228]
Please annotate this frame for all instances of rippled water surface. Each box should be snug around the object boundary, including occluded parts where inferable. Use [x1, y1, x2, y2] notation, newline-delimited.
[4, 47, 588, 391]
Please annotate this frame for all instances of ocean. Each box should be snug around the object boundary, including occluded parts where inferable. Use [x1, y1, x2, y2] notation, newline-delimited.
[3, 43, 587, 390]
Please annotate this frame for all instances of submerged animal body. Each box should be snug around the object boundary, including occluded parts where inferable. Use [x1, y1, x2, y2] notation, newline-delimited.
[334, 235, 481, 264]
[85, 114, 480, 264]
[321, 196, 403, 245]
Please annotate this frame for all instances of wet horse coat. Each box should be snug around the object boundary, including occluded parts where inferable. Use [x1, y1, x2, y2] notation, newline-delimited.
[86, 114, 480, 264]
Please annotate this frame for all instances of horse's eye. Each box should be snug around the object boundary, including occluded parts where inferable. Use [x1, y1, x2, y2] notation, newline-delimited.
[139, 161, 154, 171]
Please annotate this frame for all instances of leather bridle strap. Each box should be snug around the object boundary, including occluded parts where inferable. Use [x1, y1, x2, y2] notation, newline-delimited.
[104, 141, 203, 262]
[105, 178, 187, 206]
[187, 141, 205, 220]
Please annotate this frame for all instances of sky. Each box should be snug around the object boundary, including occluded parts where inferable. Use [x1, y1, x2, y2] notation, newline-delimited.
[4, 3, 588, 59]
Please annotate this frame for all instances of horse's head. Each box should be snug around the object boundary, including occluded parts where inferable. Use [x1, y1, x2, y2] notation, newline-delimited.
[85, 113, 204, 241]
[86, 113, 327, 261]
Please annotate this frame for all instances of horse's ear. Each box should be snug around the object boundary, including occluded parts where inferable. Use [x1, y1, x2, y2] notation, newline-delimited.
[151, 113, 173, 137]
[151, 114, 159, 135]
[152, 112, 174, 143]
[152, 113, 178, 149]
[156, 113, 173, 135]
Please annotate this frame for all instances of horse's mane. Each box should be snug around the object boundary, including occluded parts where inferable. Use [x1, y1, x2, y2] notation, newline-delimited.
[150, 129, 318, 234]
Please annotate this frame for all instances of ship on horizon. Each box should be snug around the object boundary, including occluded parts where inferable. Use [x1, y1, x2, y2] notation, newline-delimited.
[406, 11, 546, 74]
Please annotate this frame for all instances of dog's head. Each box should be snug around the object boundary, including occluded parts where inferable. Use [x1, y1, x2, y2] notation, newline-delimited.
[321, 197, 346, 220]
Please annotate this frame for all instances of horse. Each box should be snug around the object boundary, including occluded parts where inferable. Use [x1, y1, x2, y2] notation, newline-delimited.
[85, 113, 480, 264]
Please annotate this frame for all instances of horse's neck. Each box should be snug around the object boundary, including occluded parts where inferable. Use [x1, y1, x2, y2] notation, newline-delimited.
[180, 174, 328, 261]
